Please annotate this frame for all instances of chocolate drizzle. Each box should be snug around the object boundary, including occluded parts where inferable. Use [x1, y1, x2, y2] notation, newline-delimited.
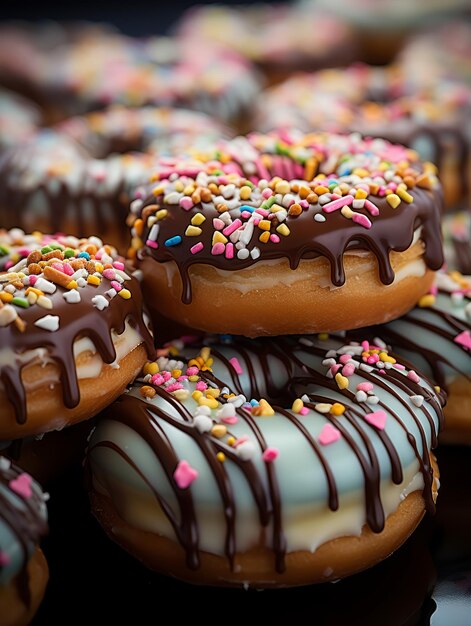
[137, 168, 444, 305]
[0, 272, 154, 427]
[0, 459, 48, 605]
[88, 337, 443, 573]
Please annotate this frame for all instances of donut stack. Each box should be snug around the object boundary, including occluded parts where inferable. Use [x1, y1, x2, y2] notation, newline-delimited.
[0, 5, 470, 617]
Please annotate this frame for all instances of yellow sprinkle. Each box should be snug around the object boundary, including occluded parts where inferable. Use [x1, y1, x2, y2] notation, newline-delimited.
[156, 209, 168, 220]
[183, 184, 195, 195]
[188, 375, 199, 382]
[304, 157, 317, 181]
[292, 398, 304, 413]
[258, 219, 271, 231]
[276, 224, 290, 237]
[27, 292, 38, 305]
[269, 203, 284, 213]
[299, 185, 310, 199]
[192, 390, 203, 401]
[259, 399, 275, 416]
[434, 385, 441, 393]
[418, 294, 436, 308]
[144, 362, 159, 375]
[206, 388, 220, 399]
[211, 425, 227, 438]
[37, 295, 53, 309]
[191, 213, 206, 226]
[396, 187, 414, 203]
[198, 396, 219, 409]
[227, 436, 236, 446]
[341, 206, 354, 219]
[216, 452, 226, 463]
[95, 263, 104, 273]
[275, 180, 290, 195]
[185, 225, 202, 237]
[386, 194, 401, 209]
[174, 389, 190, 401]
[335, 373, 349, 390]
[118, 289, 131, 300]
[379, 351, 396, 364]
[200, 347, 211, 362]
[355, 188, 368, 200]
[318, 333, 329, 341]
[151, 185, 165, 196]
[0, 292, 13, 303]
[66, 280, 78, 290]
[330, 403, 346, 416]
[212, 231, 228, 245]
[174, 181, 184, 192]
[314, 185, 329, 195]
[87, 275, 101, 286]
[171, 369, 182, 379]
[240, 185, 252, 200]
[140, 385, 156, 399]
[259, 231, 270, 244]
[353, 168, 369, 178]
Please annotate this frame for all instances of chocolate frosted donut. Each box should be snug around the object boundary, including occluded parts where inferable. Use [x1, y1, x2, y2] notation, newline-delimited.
[255, 65, 471, 209]
[361, 270, 471, 445]
[0, 108, 230, 249]
[0, 456, 49, 626]
[86, 337, 443, 587]
[0, 230, 154, 440]
[129, 131, 444, 336]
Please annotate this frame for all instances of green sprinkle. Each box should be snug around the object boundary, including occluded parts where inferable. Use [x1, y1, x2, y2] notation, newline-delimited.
[261, 196, 277, 210]
[41, 246, 52, 254]
[64, 248, 75, 258]
[0, 245, 9, 256]
[12, 297, 29, 308]
[49, 243, 64, 251]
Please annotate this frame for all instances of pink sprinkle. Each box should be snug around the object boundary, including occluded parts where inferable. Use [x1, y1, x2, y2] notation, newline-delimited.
[229, 357, 243, 375]
[262, 188, 273, 199]
[342, 363, 355, 377]
[179, 197, 194, 211]
[177, 375, 188, 382]
[429, 284, 438, 296]
[361, 340, 370, 351]
[253, 218, 260, 226]
[323, 194, 354, 213]
[174, 460, 198, 489]
[61, 263, 74, 276]
[241, 211, 252, 219]
[162, 371, 172, 382]
[299, 200, 309, 209]
[364, 200, 380, 216]
[113, 262, 125, 271]
[339, 354, 351, 364]
[330, 364, 342, 376]
[111, 281, 122, 292]
[166, 382, 184, 393]
[233, 436, 249, 447]
[29, 275, 38, 286]
[146, 240, 158, 249]
[454, 330, 471, 350]
[269, 234, 280, 244]
[318, 424, 341, 446]
[393, 363, 406, 370]
[196, 381, 208, 391]
[262, 447, 279, 462]
[103, 269, 116, 280]
[367, 354, 379, 364]
[365, 410, 387, 430]
[225, 243, 234, 259]
[299, 407, 310, 416]
[186, 366, 199, 376]
[95, 251, 103, 260]
[51, 262, 64, 272]
[211, 243, 225, 255]
[190, 242, 204, 255]
[213, 218, 225, 230]
[255, 208, 269, 218]
[151, 374, 165, 386]
[407, 370, 421, 383]
[357, 382, 373, 392]
[223, 219, 242, 236]
[352, 212, 372, 229]
[0, 551, 11, 566]
[9, 473, 33, 499]
[221, 415, 238, 425]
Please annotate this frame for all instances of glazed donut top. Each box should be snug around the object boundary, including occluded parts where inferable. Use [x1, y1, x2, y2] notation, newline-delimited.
[89, 334, 443, 570]
[128, 130, 444, 304]
[176, 4, 356, 68]
[0, 230, 154, 425]
[0, 89, 41, 152]
[0, 456, 48, 596]
[363, 270, 471, 390]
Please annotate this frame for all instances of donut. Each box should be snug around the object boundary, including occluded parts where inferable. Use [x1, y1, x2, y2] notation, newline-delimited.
[128, 131, 444, 337]
[175, 4, 357, 85]
[0, 107, 230, 250]
[0, 89, 41, 153]
[0, 230, 154, 440]
[0, 456, 49, 626]
[442, 211, 471, 275]
[86, 335, 443, 587]
[360, 270, 471, 445]
[255, 65, 471, 209]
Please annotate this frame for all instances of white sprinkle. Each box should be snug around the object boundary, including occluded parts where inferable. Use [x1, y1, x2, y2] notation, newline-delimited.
[356, 390, 368, 403]
[34, 315, 60, 332]
[105, 288, 117, 299]
[465, 302, 471, 321]
[92, 295, 109, 311]
[236, 441, 256, 461]
[0, 305, 17, 326]
[37, 295, 53, 310]
[63, 289, 81, 304]
[148, 223, 160, 242]
[77, 277, 87, 288]
[373, 337, 388, 349]
[301, 394, 310, 403]
[217, 404, 236, 419]
[193, 407, 213, 433]
[33, 278, 56, 294]
[315, 403, 332, 414]
[250, 247, 260, 260]
[366, 395, 379, 405]
[0, 457, 11, 470]
[299, 337, 314, 347]
[194, 405, 211, 417]
[322, 358, 336, 367]
[314, 214, 326, 223]
[352, 199, 365, 209]
[411, 395, 424, 407]
[360, 363, 373, 373]
[71, 269, 88, 281]
[325, 350, 337, 358]
[228, 394, 246, 408]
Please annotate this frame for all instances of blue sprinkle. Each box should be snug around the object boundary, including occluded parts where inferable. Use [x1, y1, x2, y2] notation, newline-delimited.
[240, 205, 256, 213]
[250, 399, 259, 407]
[78, 252, 90, 260]
[165, 236, 182, 247]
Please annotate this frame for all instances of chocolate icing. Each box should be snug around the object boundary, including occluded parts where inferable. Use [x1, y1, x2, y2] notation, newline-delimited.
[0, 271, 154, 427]
[136, 154, 444, 305]
[0, 459, 48, 605]
[89, 338, 443, 573]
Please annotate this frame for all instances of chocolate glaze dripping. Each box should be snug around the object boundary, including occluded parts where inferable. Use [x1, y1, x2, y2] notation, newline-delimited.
[138, 174, 444, 304]
[0, 460, 48, 606]
[0, 272, 154, 426]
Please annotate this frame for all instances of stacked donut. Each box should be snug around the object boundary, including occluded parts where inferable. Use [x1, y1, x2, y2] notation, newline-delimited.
[84, 129, 448, 588]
